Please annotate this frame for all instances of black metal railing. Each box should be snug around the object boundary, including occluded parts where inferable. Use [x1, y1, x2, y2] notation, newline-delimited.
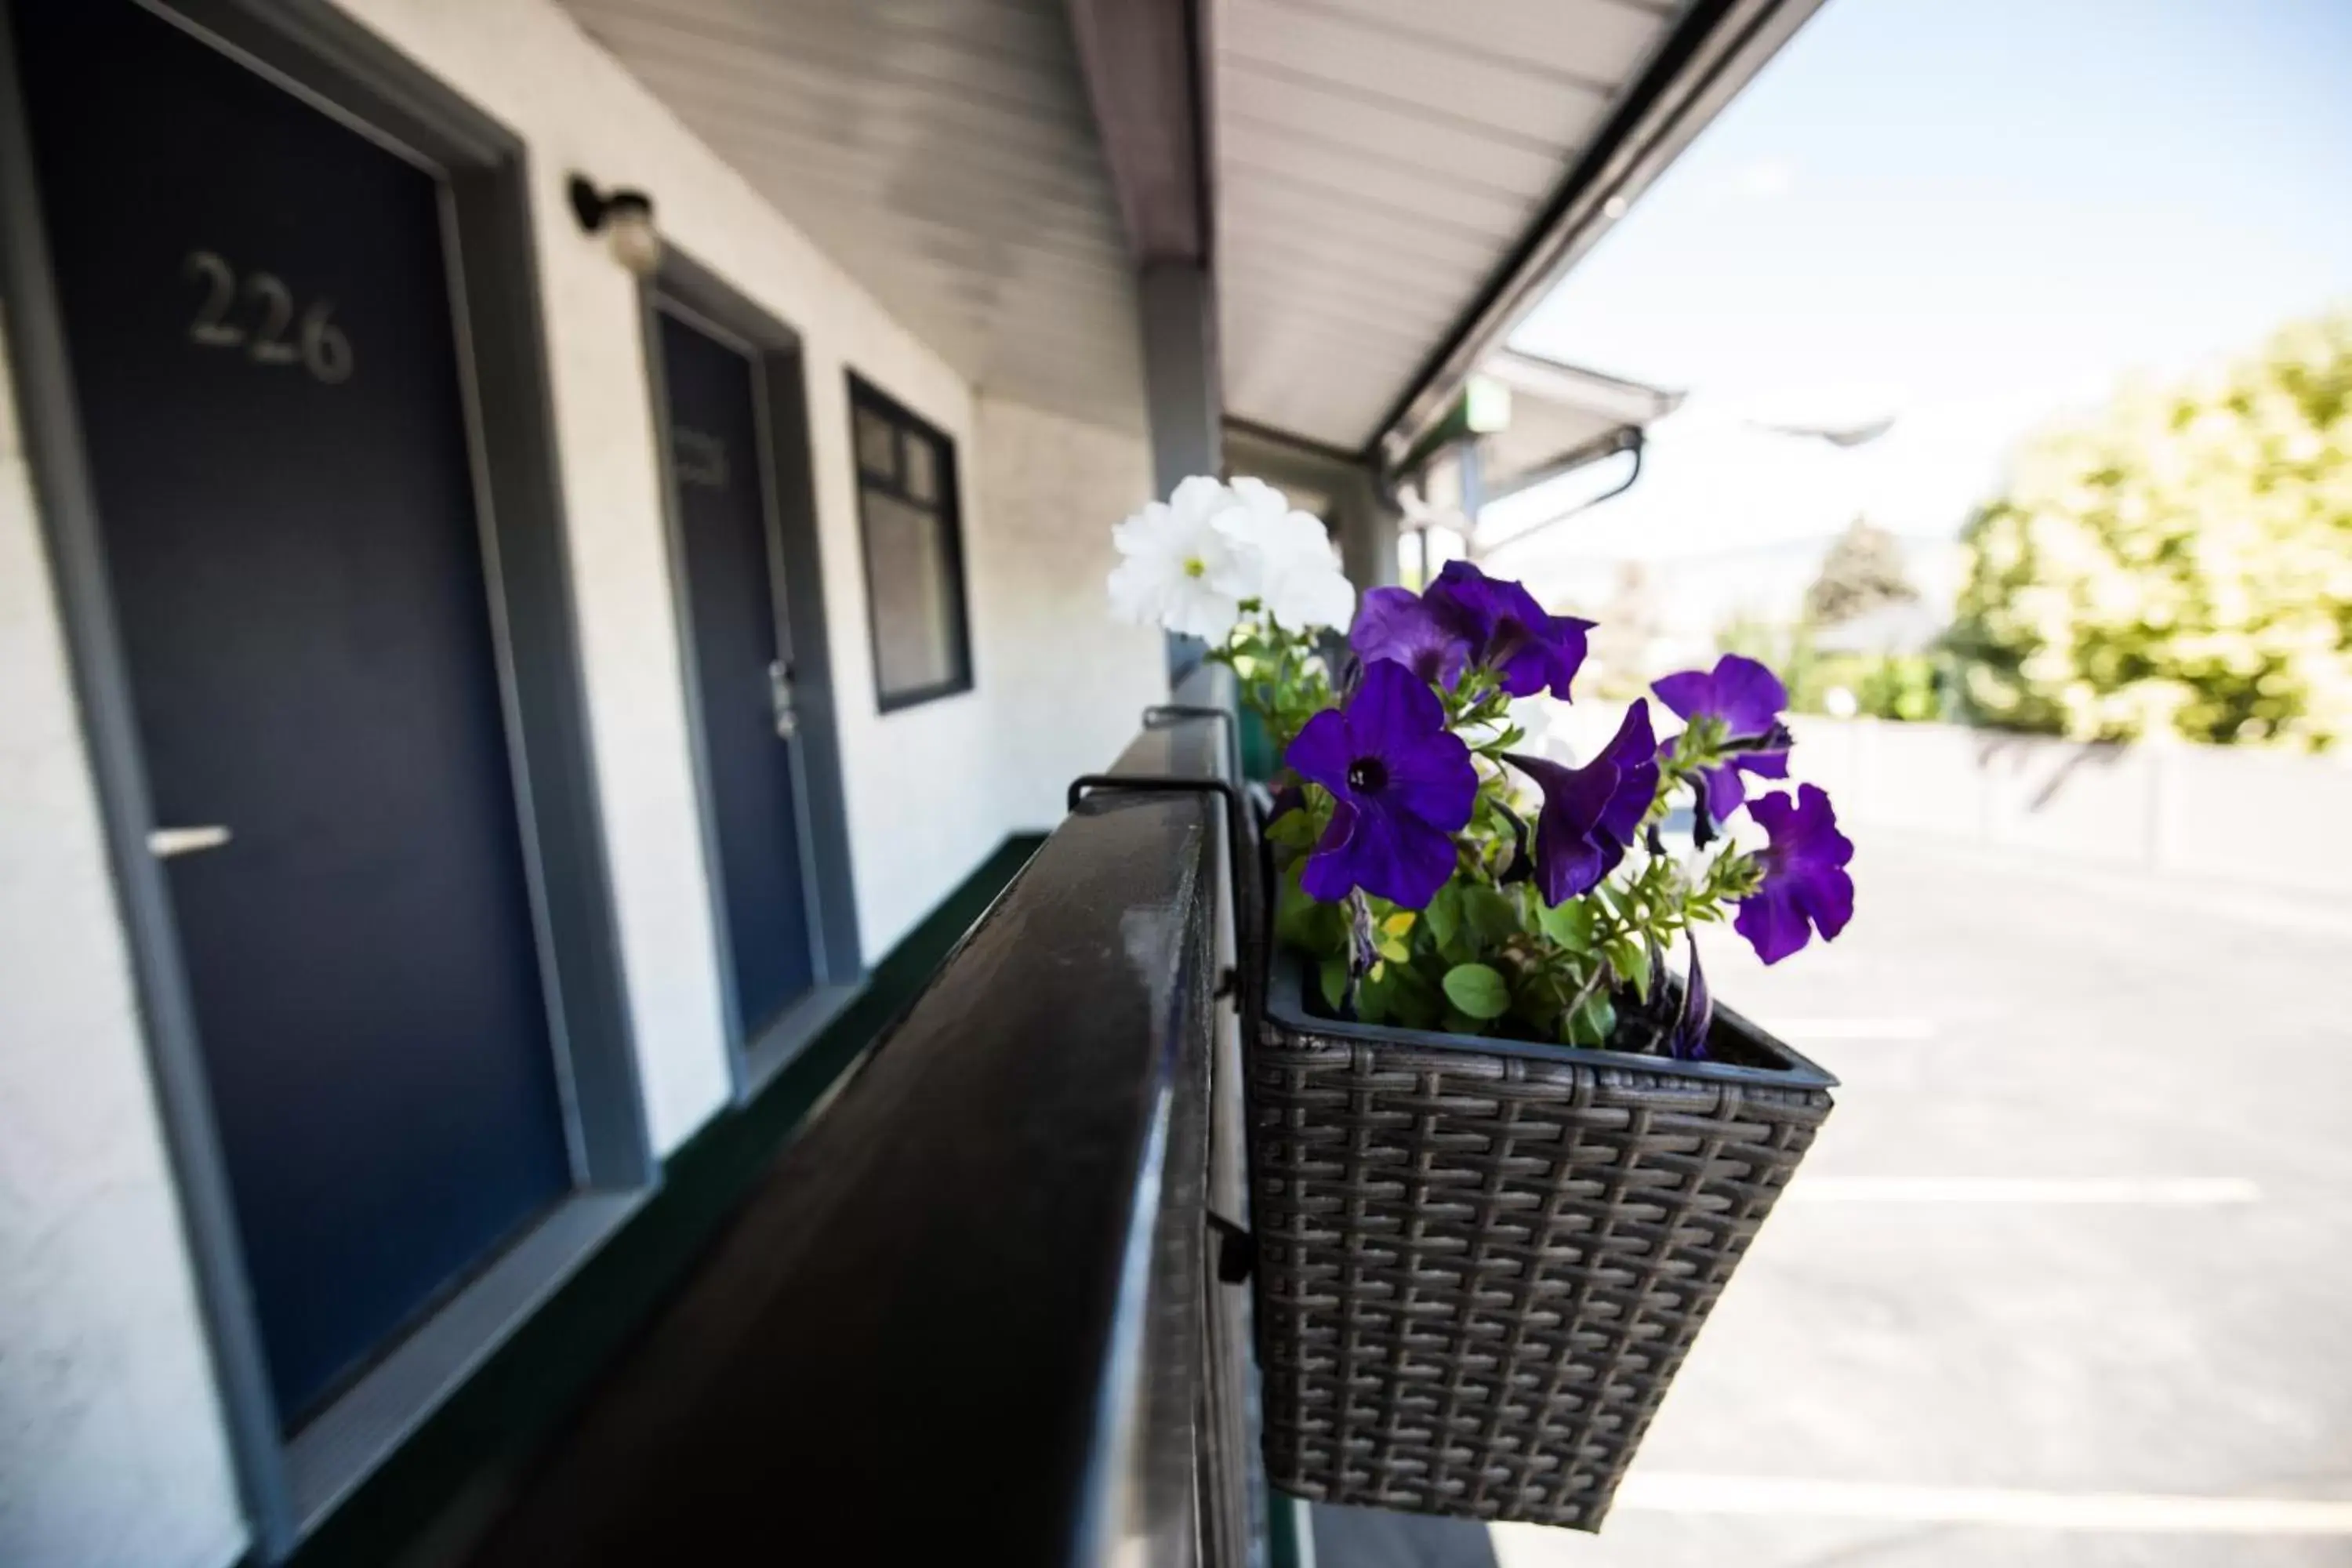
[461, 678, 1255, 1565]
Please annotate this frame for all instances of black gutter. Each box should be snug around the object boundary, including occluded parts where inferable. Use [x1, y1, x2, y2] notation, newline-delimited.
[1485, 425, 1645, 508]
[1475, 431, 1647, 561]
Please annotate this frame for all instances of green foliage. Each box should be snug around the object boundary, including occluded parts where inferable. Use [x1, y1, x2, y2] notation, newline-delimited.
[1807, 652, 1944, 721]
[1947, 309, 2352, 750]
[1252, 639, 1780, 1050]
[1719, 613, 1943, 722]
[1457, 883, 1521, 946]
[1536, 897, 1597, 949]
[1421, 883, 1461, 950]
[1273, 858, 1344, 953]
[1566, 992, 1617, 1049]
[1804, 517, 1921, 627]
[1441, 963, 1511, 1021]
[1842, 653, 1941, 721]
[1318, 956, 1348, 1012]
[1216, 616, 1335, 754]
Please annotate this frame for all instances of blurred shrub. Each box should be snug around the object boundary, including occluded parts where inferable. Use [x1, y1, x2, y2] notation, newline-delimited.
[1712, 620, 1929, 728]
[1718, 616, 1943, 723]
[1820, 653, 1942, 721]
[1804, 517, 1920, 626]
[1947, 309, 2352, 750]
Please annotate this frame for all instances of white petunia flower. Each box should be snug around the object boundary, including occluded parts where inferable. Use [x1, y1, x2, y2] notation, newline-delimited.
[1213, 477, 1357, 630]
[1107, 474, 1245, 640]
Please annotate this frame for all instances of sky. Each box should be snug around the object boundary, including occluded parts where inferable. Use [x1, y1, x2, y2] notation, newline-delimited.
[1486, 0, 2352, 565]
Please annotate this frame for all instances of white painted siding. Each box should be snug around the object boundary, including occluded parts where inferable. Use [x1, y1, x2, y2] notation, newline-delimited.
[328, 0, 1159, 1133]
[971, 396, 1166, 830]
[0, 330, 249, 1566]
[0, 2, 1159, 1563]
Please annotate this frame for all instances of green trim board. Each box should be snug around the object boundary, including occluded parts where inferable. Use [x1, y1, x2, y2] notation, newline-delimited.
[283, 834, 1047, 1568]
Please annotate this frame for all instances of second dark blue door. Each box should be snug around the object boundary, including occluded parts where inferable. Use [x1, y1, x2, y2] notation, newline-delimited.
[657, 308, 817, 1040]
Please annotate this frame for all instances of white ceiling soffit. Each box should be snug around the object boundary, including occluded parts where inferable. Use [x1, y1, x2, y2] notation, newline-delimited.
[561, 0, 1146, 432]
[1214, 0, 1820, 457]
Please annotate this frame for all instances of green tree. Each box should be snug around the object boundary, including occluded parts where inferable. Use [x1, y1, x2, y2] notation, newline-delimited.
[1947, 310, 2352, 750]
[1803, 517, 1919, 627]
[1716, 614, 1940, 722]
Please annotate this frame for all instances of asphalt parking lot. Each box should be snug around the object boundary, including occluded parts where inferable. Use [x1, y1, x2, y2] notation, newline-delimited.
[1315, 832, 2352, 1567]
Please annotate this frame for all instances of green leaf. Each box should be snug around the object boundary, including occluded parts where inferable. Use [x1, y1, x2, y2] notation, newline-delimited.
[1318, 957, 1348, 1012]
[1265, 808, 1319, 850]
[1441, 962, 1511, 1020]
[1537, 897, 1599, 950]
[1376, 936, 1410, 964]
[1387, 960, 1443, 1029]
[1566, 993, 1617, 1047]
[1422, 883, 1461, 949]
[1275, 864, 1345, 956]
[1606, 936, 1649, 993]
[1441, 1007, 1490, 1037]
[1381, 910, 1416, 938]
[1461, 885, 1521, 946]
[1512, 971, 1566, 1028]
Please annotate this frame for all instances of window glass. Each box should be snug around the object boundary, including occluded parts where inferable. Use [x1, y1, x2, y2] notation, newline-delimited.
[854, 405, 897, 480]
[901, 430, 937, 503]
[850, 379, 970, 708]
[862, 490, 957, 695]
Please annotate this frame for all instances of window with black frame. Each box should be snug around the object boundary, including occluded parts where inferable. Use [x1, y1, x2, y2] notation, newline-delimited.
[848, 376, 972, 710]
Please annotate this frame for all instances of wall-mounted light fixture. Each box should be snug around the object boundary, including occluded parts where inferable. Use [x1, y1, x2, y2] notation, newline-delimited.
[568, 175, 661, 278]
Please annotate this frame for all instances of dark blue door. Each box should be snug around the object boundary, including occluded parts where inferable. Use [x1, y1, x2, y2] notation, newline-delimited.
[17, 2, 575, 1424]
[657, 308, 817, 1040]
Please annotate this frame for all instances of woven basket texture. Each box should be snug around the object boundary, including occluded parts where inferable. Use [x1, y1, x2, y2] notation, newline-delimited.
[1250, 1018, 1831, 1528]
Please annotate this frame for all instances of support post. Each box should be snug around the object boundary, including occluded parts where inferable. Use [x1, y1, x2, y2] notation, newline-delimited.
[1139, 258, 1222, 681]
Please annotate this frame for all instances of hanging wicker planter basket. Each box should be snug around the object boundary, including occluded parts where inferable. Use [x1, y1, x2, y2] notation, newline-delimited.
[1248, 955, 1836, 1530]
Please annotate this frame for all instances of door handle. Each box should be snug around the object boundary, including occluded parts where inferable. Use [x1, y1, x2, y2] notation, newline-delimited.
[768, 661, 798, 739]
[149, 825, 233, 859]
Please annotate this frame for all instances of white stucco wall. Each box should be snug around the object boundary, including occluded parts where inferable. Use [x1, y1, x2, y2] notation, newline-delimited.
[971, 396, 1167, 829]
[0, 3, 1161, 1565]
[0, 325, 249, 1566]
[321, 0, 1164, 1137]
[337, 0, 997, 1154]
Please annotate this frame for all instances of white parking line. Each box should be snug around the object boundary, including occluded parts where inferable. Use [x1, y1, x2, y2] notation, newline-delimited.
[1596, 1473, 2352, 1534]
[1766, 1017, 1938, 1041]
[1782, 1177, 2261, 1206]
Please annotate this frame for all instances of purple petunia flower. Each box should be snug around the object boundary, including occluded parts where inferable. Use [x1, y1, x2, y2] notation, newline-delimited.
[1287, 659, 1477, 909]
[1348, 585, 1474, 688]
[1736, 783, 1855, 965]
[1425, 561, 1595, 699]
[1502, 701, 1658, 906]
[1653, 654, 1794, 821]
[1668, 935, 1713, 1062]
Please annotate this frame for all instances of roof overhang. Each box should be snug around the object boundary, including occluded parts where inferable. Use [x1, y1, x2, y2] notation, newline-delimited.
[558, 0, 1818, 464]
[1475, 347, 1683, 499]
[1207, 0, 1824, 467]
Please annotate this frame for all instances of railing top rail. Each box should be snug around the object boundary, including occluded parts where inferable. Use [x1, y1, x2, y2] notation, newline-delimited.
[466, 704, 1235, 1565]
